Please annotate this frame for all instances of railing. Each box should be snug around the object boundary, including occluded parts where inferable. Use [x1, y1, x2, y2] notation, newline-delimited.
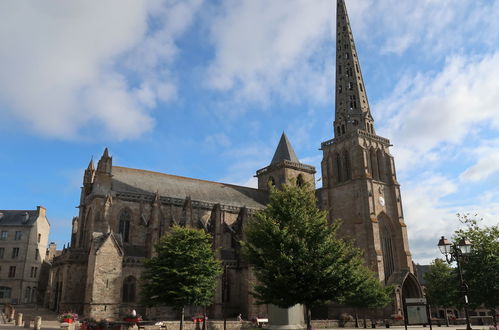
[321, 129, 390, 149]
[256, 160, 316, 176]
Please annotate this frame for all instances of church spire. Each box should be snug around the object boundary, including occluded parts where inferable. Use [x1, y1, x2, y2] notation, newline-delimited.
[334, 0, 375, 138]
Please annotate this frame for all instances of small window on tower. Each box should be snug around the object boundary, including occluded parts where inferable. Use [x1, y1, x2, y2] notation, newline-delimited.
[297, 174, 305, 187]
[268, 176, 276, 187]
[338, 65, 342, 74]
[348, 82, 353, 90]
[341, 125, 345, 135]
[338, 85, 342, 94]
[337, 126, 341, 136]
[356, 64, 360, 72]
[345, 53, 349, 59]
[343, 25, 346, 32]
[359, 83, 363, 92]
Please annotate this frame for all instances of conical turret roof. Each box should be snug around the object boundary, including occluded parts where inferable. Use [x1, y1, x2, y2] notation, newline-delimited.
[271, 132, 299, 164]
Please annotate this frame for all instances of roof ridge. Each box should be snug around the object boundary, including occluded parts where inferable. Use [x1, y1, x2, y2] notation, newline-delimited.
[0, 210, 36, 212]
[112, 166, 260, 192]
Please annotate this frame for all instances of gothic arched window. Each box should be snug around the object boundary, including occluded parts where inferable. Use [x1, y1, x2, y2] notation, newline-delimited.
[268, 176, 276, 187]
[297, 174, 305, 187]
[377, 150, 386, 183]
[79, 208, 92, 248]
[343, 150, 351, 181]
[118, 209, 131, 243]
[122, 276, 137, 303]
[379, 215, 395, 283]
[335, 152, 343, 183]
[370, 149, 379, 181]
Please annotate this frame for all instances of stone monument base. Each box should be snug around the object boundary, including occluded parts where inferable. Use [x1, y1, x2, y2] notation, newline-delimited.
[268, 304, 305, 330]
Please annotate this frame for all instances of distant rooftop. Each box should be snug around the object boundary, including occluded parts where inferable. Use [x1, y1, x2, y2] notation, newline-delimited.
[0, 210, 39, 226]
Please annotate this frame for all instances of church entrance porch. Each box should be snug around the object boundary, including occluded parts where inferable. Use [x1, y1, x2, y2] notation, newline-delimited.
[390, 271, 423, 317]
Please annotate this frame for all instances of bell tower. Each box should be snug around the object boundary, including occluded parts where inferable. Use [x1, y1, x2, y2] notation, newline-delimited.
[320, 0, 416, 292]
[257, 132, 316, 190]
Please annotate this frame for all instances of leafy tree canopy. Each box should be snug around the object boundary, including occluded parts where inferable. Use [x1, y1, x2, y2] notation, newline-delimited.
[345, 266, 392, 309]
[454, 214, 499, 312]
[242, 183, 378, 311]
[141, 225, 222, 309]
[423, 258, 459, 308]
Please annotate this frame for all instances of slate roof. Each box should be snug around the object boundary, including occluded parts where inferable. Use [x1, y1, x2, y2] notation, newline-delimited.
[111, 166, 268, 209]
[271, 132, 299, 164]
[124, 245, 147, 258]
[0, 210, 38, 226]
[92, 232, 123, 256]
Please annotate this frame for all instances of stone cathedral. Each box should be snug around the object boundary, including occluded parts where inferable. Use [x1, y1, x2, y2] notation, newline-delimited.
[47, 0, 422, 321]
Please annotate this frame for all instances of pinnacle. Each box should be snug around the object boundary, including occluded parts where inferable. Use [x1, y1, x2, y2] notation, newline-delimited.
[87, 157, 94, 171]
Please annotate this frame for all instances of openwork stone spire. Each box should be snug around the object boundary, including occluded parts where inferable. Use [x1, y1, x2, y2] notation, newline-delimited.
[334, 0, 374, 138]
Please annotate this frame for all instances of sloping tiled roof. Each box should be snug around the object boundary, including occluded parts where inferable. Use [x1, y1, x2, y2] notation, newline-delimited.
[111, 166, 267, 209]
[124, 245, 147, 257]
[0, 210, 38, 226]
[271, 132, 299, 165]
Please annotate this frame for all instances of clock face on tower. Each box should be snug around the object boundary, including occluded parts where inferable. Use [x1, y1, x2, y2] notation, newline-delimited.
[378, 196, 385, 207]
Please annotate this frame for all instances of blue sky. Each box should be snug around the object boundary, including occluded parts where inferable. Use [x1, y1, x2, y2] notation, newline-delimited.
[1, 0, 499, 264]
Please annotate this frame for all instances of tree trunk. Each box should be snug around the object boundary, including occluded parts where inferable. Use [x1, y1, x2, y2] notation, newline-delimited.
[444, 308, 449, 327]
[363, 308, 367, 328]
[180, 306, 185, 330]
[305, 305, 312, 330]
[355, 309, 359, 328]
[202, 306, 207, 330]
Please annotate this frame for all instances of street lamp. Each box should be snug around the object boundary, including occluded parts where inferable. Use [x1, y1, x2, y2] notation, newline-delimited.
[437, 236, 473, 330]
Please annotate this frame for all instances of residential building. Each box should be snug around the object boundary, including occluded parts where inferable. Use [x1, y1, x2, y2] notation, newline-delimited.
[0, 206, 50, 304]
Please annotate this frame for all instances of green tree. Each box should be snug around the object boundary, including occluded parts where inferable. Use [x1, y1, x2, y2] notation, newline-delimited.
[242, 183, 376, 330]
[423, 259, 459, 326]
[344, 267, 392, 328]
[141, 226, 222, 330]
[454, 214, 499, 326]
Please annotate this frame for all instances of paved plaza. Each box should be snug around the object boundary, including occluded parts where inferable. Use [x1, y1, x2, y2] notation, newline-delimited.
[0, 307, 495, 330]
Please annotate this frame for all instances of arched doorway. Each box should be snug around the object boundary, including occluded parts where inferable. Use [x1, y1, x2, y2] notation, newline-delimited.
[390, 271, 423, 316]
[401, 272, 422, 300]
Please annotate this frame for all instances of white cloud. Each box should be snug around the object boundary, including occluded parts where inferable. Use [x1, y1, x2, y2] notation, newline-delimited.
[459, 139, 499, 182]
[377, 52, 499, 173]
[0, 0, 202, 140]
[205, 0, 335, 105]
[354, 0, 499, 56]
[404, 177, 499, 264]
[203, 133, 232, 149]
[373, 50, 499, 262]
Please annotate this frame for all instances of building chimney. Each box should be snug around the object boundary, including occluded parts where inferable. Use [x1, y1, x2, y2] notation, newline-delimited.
[37, 205, 46, 218]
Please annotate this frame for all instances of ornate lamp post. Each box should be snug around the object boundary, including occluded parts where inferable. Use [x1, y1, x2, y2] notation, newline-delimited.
[437, 236, 473, 330]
